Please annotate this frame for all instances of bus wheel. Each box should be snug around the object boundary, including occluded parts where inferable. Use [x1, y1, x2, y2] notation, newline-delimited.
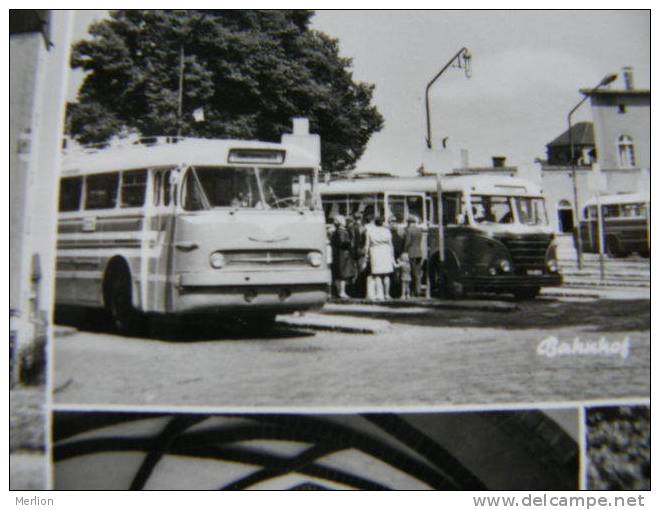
[104, 262, 143, 334]
[605, 236, 624, 258]
[513, 287, 540, 301]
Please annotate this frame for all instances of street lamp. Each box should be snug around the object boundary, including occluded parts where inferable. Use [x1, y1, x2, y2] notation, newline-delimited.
[423, 48, 471, 298]
[425, 47, 471, 149]
[568, 72, 617, 269]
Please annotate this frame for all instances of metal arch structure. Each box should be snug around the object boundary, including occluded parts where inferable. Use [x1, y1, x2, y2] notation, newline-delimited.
[425, 47, 472, 149]
[53, 411, 578, 490]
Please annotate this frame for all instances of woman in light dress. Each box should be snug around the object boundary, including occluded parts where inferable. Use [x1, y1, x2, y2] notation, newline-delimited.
[365, 216, 395, 300]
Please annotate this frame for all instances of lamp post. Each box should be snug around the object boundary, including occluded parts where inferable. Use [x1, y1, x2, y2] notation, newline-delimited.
[424, 47, 471, 149]
[424, 48, 471, 298]
[567, 72, 617, 269]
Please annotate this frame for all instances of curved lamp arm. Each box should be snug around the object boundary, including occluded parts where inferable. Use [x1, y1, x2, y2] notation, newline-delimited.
[425, 47, 471, 149]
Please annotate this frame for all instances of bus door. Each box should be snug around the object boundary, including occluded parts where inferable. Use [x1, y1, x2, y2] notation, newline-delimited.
[148, 167, 179, 313]
[384, 192, 426, 225]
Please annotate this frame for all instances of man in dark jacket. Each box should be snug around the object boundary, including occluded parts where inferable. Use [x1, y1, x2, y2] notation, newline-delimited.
[404, 216, 427, 297]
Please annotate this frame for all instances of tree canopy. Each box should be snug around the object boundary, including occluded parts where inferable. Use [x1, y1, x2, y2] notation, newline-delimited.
[68, 10, 384, 173]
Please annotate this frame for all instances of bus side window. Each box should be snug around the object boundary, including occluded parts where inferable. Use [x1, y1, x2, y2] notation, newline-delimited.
[406, 195, 424, 223]
[623, 203, 642, 218]
[153, 171, 161, 206]
[59, 176, 83, 212]
[603, 204, 620, 218]
[425, 197, 435, 225]
[121, 169, 147, 208]
[163, 170, 172, 206]
[442, 193, 461, 225]
[85, 172, 119, 210]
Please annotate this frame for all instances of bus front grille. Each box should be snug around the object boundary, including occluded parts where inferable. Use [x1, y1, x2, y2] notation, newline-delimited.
[224, 250, 310, 267]
[495, 234, 551, 271]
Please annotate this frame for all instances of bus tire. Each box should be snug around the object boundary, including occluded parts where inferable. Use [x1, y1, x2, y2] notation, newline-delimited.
[605, 236, 625, 258]
[513, 287, 540, 301]
[104, 259, 144, 334]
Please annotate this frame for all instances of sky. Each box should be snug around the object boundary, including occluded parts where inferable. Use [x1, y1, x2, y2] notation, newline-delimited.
[68, 10, 650, 177]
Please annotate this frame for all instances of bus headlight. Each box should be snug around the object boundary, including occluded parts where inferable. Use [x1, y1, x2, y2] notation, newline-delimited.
[547, 258, 559, 273]
[307, 251, 323, 267]
[499, 259, 512, 273]
[209, 252, 226, 269]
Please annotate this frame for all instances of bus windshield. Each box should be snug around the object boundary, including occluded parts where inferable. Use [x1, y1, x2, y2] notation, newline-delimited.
[515, 197, 548, 225]
[182, 166, 315, 211]
[470, 195, 548, 225]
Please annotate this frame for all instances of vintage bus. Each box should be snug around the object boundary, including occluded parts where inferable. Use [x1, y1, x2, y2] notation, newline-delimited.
[320, 174, 561, 299]
[56, 119, 331, 331]
[579, 193, 650, 258]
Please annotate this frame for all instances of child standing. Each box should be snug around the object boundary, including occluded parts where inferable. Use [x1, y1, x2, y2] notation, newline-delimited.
[397, 252, 412, 300]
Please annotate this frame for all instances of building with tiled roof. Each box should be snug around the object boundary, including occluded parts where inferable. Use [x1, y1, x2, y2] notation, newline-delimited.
[545, 122, 595, 166]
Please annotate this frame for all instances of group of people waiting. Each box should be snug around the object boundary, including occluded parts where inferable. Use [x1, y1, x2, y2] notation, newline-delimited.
[329, 212, 427, 301]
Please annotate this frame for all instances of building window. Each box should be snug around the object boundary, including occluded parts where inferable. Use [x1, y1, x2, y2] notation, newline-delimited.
[617, 135, 636, 168]
[618, 104, 627, 114]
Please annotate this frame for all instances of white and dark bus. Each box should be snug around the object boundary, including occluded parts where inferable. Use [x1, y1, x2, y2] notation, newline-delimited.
[56, 119, 331, 331]
[320, 174, 562, 299]
[579, 192, 650, 258]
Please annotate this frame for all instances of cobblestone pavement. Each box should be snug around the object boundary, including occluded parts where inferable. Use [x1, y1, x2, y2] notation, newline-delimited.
[52, 294, 650, 409]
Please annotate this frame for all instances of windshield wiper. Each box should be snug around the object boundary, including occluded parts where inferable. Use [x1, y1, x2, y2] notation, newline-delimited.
[189, 166, 212, 210]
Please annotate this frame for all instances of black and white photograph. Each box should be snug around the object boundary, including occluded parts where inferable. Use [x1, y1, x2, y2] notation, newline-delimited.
[9, 8, 650, 492]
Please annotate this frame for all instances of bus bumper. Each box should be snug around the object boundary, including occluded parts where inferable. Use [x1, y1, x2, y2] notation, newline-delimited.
[173, 269, 331, 314]
[461, 273, 562, 291]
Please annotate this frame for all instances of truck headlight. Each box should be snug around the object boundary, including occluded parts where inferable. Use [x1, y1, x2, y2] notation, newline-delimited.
[307, 251, 323, 267]
[489, 259, 511, 275]
[209, 251, 226, 269]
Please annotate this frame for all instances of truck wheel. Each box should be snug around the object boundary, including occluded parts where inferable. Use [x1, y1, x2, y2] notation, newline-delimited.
[444, 274, 466, 300]
[513, 287, 540, 301]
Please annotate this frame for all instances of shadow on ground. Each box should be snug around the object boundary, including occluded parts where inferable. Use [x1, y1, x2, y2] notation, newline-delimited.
[322, 299, 650, 332]
[55, 306, 315, 343]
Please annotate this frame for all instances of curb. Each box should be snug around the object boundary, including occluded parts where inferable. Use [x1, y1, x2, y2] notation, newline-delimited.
[326, 298, 518, 313]
[53, 326, 78, 338]
[278, 314, 390, 334]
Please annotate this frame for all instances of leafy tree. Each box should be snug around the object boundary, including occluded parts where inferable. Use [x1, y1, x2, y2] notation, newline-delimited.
[68, 10, 384, 173]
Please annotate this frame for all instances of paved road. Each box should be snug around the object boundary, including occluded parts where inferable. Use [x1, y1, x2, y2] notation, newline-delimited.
[53, 295, 650, 409]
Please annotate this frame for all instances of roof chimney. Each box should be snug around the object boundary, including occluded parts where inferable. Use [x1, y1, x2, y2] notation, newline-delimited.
[622, 66, 634, 91]
[292, 117, 310, 135]
[492, 156, 506, 168]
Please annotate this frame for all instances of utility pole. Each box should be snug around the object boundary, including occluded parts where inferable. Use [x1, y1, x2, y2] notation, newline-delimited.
[567, 72, 617, 269]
